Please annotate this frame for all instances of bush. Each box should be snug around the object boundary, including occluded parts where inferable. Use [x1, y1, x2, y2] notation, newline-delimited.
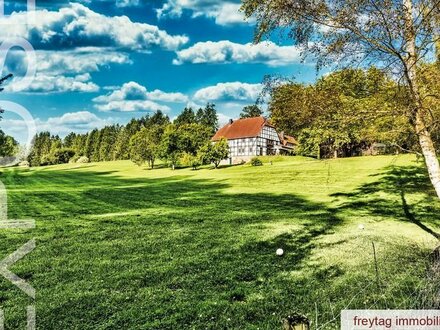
[40, 154, 57, 166]
[251, 157, 263, 166]
[18, 161, 29, 167]
[53, 148, 76, 164]
[69, 155, 80, 164]
[76, 156, 90, 164]
[180, 153, 202, 170]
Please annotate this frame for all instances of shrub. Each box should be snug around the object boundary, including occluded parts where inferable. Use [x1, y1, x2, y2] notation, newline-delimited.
[251, 157, 263, 166]
[53, 148, 76, 164]
[18, 161, 30, 167]
[40, 154, 57, 166]
[76, 156, 90, 164]
[69, 155, 80, 164]
[180, 153, 202, 170]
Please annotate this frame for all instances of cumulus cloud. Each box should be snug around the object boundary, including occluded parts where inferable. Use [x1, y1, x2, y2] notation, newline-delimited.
[0, 3, 188, 51]
[6, 73, 99, 93]
[93, 82, 186, 112]
[115, 0, 140, 7]
[94, 81, 188, 103]
[35, 49, 132, 75]
[217, 112, 233, 126]
[156, 0, 250, 26]
[174, 41, 303, 66]
[3, 49, 131, 93]
[44, 111, 110, 132]
[1, 111, 112, 138]
[194, 82, 263, 102]
[95, 100, 170, 112]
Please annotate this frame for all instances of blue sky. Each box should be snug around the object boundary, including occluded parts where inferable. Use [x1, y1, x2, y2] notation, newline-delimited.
[0, 0, 321, 142]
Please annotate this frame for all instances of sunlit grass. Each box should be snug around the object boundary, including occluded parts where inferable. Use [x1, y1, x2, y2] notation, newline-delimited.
[0, 154, 438, 329]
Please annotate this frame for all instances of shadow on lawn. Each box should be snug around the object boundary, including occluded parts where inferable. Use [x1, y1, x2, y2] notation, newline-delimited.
[332, 165, 440, 240]
[4, 167, 346, 328]
[3, 165, 439, 328]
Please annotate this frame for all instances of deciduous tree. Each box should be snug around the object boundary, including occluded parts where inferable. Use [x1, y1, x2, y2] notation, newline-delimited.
[242, 0, 440, 197]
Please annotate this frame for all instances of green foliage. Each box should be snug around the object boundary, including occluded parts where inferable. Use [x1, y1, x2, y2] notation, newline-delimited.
[250, 157, 263, 166]
[28, 132, 53, 166]
[27, 107, 216, 169]
[160, 123, 212, 169]
[240, 104, 264, 119]
[52, 148, 76, 164]
[174, 107, 197, 126]
[130, 126, 163, 169]
[0, 130, 18, 157]
[200, 138, 229, 168]
[180, 152, 202, 170]
[269, 68, 412, 158]
[76, 156, 90, 164]
[196, 103, 219, 135]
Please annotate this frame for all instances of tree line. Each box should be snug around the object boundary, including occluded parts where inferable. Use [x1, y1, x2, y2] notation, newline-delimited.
[268, 67, 428, 158]
[28, 104, 229, 169]
[242, 0, 440, 200]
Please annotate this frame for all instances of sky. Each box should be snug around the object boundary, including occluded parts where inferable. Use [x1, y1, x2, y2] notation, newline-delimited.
[0, 0, 321, 143]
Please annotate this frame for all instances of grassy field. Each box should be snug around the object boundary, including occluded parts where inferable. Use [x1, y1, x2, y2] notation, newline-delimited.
[0, 155, 439, 329]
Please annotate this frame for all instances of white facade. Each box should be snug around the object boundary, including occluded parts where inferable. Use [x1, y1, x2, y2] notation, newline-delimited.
[226, 125, 281, 164]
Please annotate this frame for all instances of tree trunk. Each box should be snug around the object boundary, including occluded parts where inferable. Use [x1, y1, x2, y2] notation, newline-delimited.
[403, 0, 440, 199]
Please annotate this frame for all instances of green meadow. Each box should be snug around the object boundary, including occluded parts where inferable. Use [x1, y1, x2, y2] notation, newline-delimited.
[0, 155, 439, 329]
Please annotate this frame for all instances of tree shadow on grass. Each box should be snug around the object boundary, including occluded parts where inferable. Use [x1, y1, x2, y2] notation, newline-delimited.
[2, 167, 345, 329]
[331, 164, 440, 242]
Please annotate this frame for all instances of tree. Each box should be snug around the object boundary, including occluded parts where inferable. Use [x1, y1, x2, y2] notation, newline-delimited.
[28, 132, 51, 166]
[130, 125, 164, 169]
[180, 152, 202, 170]
[240, 104, 264, 118]
[174, 107, 196, 126]
[201, 138, 229, 168]
[196, 103, 219, 135]
[0, 131, 18, 157]
[52, 148, 76, 164]
[146, 110, 170, 127]
[160, 124, 181, 170]
[242, 0, 440, 198]
[177, 123, 212, 156]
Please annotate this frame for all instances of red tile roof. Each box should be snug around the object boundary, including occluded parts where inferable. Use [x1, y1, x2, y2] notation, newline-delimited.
[212, 117, 272, 141]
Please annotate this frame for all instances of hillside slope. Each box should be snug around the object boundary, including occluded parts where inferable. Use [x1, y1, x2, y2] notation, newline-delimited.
[1, 155, 439, 329]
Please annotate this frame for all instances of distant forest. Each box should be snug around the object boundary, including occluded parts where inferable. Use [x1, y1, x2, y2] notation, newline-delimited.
[17, 66, 440, 168]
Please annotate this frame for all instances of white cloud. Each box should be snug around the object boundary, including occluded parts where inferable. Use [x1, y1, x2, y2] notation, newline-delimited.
[95, 100, 170, 112]
[0, 3, 188, 51]
[146, 89, 188, 103]
[6, 73, 99, 93]
[1, 111, 112, 139]
[116, 0, 139, 7]
[157, 0, 251, 26]
[93, 81, 186, 112]
[44, 111, 109, 131]
[36, 50, 131, 75]
[174, 40, 303, 66]
[214, 3, 247, 25]
[3, 49, 131, 93]
[217, 112, 232, 126]
[194, 82, 263, 102]
[94, 81, 188, 103]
